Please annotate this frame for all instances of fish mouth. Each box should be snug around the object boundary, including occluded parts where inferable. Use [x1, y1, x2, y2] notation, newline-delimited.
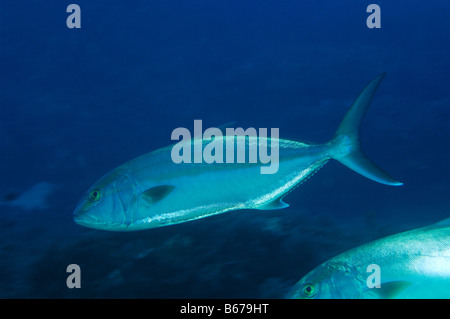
[73, 211, 130, 231]
[73, 211, 99, 228]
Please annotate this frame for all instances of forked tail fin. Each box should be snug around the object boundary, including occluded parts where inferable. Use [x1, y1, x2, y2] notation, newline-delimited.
[328, 73, 403, 186]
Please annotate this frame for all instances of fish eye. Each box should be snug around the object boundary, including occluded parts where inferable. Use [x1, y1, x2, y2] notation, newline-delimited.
[89, 189, 102, 202]
[303, 284, 315, 297]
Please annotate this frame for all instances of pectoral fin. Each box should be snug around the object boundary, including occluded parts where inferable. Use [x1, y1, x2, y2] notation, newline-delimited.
[372, 281, 412, 299]
[139, 185, 175, 204]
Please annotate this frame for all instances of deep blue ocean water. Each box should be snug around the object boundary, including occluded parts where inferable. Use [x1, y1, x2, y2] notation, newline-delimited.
[0, 1, 449, 298]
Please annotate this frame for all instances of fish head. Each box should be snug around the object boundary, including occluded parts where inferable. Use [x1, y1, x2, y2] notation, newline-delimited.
[287, 261, 365, 299]
[73, 168, 137, 231]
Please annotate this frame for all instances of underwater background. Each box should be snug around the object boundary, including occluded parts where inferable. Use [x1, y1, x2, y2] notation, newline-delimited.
[0, 0, 449, 298]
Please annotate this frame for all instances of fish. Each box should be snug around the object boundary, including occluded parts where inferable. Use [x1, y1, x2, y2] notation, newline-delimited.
[286, 218, 450, 299]
[73, 73, 402, 231]
[1, 182, 56, 211]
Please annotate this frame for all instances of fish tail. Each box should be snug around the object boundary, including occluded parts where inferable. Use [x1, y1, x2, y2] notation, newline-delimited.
[327, 73, 403, 186]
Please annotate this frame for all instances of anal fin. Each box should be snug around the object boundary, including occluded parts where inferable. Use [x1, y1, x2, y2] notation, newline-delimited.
[256, 198, 289, 210]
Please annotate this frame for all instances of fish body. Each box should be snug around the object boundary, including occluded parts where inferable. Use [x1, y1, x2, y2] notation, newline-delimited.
[286, 219, 450, 299]
[77, 138, 328, 230]
[74, 74, 402, 231]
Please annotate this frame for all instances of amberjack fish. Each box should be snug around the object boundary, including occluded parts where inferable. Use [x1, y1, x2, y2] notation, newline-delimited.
[286, 218, 450, 299]
[74, 74, 402, 231]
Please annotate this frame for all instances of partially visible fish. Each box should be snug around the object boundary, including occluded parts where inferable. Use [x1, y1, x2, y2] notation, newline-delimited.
[1, 182, 55, 211]
[286, 218, 450, 299]
[73, 74, 402, 231]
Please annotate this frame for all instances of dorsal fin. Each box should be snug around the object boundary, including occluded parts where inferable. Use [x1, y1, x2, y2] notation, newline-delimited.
[431, 218, 450, 227]
[217, 121, 237, 133]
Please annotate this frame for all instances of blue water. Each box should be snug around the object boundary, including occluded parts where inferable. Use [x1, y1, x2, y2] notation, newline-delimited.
[0, 1, 449, 298]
